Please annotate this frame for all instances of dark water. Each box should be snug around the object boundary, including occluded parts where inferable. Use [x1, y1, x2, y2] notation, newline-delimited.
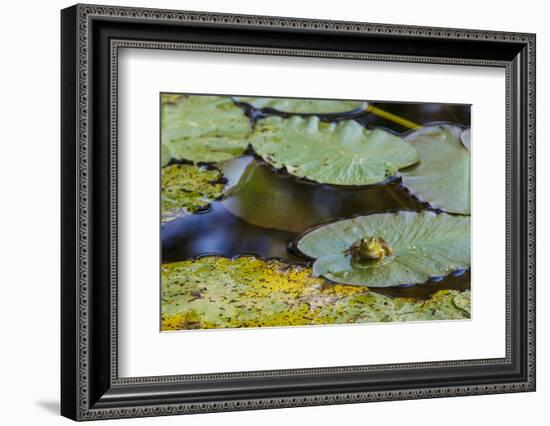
[161, 100, 471, 299]
[357, 102, 470, 133]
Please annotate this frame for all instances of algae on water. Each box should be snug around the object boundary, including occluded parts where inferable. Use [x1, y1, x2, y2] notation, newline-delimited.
[161, 163, 225, 222]
[161, 256, 470, 330]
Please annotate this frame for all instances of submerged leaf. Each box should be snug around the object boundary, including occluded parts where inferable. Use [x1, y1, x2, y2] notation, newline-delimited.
[161, 164, 224, 222]
[161, 256, 470, 330]
[162, 95, 251, 163]
[249, 116, 419, 185]
[401, 125, 470, 214]
[221, 159, 319, 232]
[295, 211, 470, 287]
[234, 96, 367, 114]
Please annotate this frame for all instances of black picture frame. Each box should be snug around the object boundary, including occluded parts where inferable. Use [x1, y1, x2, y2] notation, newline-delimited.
[61, 4, 536, 421]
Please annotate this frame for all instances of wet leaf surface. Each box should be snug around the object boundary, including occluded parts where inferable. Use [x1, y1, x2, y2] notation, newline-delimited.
[401, 124, 470, 214]
[161, 256, 470, 330]
[161, 95, 251, 163]
[250, 116, 420, 185]
[295, 211, 470, 287]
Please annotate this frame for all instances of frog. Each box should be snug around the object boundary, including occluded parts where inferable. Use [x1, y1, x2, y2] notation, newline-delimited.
[344, 236, 394, 268]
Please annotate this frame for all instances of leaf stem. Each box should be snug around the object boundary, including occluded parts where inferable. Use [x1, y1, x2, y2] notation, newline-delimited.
[367, 105, 422, 130]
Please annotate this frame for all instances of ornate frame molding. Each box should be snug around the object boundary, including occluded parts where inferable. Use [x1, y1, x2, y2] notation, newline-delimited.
[61, 4, 535, 421]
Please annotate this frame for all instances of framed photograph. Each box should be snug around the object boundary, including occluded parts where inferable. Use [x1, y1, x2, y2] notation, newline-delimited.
[61, 4, 536, 421]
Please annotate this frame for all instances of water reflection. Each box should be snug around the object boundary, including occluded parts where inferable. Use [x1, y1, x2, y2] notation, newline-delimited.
[162, 202, 302, 263]
[374, 270, 470, 300]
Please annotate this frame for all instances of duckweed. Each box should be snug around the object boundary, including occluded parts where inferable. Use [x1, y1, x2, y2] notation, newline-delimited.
[161, 256, 470, 330]
[161, 163, 224, 222]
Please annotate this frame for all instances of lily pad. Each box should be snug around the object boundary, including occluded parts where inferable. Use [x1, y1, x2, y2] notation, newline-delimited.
[401, 125, 470, 214]
[161, 163, 224, 222]
[249, 116, 420, 186]
[161, 143, 171, 167]
[234, 96, 367, 114]
[294, 210, 470, 287]
[161, 256, 470, 330]
[162, 95, 251, 163]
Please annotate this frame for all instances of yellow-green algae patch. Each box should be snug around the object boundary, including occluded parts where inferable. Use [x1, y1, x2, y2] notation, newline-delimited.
[161, 256, 470, 330]
[161, 164, 224, 222]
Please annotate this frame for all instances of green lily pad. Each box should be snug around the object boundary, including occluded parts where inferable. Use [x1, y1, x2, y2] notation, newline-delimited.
[249, 116, 420, 186]
[161, 95, 251, 163]
[161, 144, 171, 167]
[234, 96, 367, 114]
[401, 125, 470, 214]
[295, 210, 470, 287]
[161, 163, 224, 222]
[161, 256, 470, 330]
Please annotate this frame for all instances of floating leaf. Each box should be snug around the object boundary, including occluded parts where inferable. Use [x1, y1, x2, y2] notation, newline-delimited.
[401, 125, 470, 214]
[161, 164, 224, 222]
[162, 95, 251, 163]
[234, 96, 367, 114]
[249, 116, 419, 186]
[161, 144, 171, 167]
[161, 256, 470, 330]
[295, 211, 470, 287]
